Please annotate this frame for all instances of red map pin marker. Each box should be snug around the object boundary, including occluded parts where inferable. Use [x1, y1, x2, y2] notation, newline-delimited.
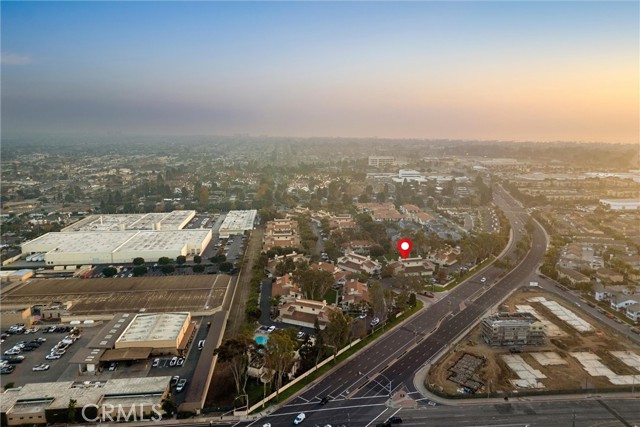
[397, 238, 413, 259]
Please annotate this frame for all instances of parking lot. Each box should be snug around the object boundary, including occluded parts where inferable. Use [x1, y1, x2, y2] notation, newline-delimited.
[2, 316, 213, 403]
[1, 324, 104, 385]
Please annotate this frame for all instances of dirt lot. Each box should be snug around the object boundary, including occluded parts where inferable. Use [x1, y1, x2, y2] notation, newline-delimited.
[427, 288, 640, 395]
[2, 275, 230, 314]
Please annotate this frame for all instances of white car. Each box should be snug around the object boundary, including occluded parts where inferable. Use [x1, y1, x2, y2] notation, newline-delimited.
[169, 356, 178, 367]
[45, 353, 61, 360]
[32, 364, 50, 371]
[370, 317, 380, 327]
[358, 313, 367, 319]
[262, 424, 271, 427]
[293, 413, 306, 425]
[480, 277, 487, 283]
[267, 326, 276, 333]
[152, 358, 160, 367]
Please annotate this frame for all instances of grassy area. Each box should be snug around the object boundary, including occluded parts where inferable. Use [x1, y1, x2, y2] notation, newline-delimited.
[248, 299, 424, 413]
[322, 288, 338, 304]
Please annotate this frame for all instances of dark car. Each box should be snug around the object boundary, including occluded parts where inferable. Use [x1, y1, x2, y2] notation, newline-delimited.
[389, 416, 403, 424]
[375, 423, 391, 427]
[319, 396, 330, 405]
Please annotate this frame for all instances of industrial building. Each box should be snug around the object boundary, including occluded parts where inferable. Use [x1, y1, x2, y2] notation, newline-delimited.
[480, 312, 545, 346]
[368, 156, 396, 168]
[21, 229, 212, 266]
[0, 377, 171, 425]
[115, 312, 192, 353]
[218, 210, 257, 238]
[62, 210, 196, 232]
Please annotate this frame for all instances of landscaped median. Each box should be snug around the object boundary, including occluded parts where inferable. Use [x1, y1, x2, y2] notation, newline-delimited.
[243, 299, 425, 415]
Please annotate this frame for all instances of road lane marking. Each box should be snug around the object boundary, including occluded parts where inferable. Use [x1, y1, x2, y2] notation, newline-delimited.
[365, 408, 391, 427]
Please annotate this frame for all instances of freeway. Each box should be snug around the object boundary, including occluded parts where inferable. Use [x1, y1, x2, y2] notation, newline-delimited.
[247, 185, 567, 426]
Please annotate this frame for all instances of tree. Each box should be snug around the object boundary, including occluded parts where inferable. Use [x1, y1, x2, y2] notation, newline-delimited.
[219, 262, 233, 272]
[132, 266, 148, 277]
[264, 329, 297, 399]
[198, 186, 209, 209]
[132, 257, 145, 266]
[158, 257, 171, 265]
[213, 337, 252, 406]
[296, 268, 335, 301]
[193, 255, 202, 264]
[160, 265, 175, 274]
[102, 267, 117, 278]
[369, 281, 386, 321]
[324, 309, 351, 360]
[161, 397, 177, 417]
[192, 264, 205, 273]
[176, 255, 186, 265]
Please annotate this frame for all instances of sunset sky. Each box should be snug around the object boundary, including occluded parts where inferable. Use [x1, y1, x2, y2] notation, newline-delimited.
[2, 1, 638, 143]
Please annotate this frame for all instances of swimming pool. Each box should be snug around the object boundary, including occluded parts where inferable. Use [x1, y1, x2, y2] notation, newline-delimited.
[255, 335, 268, 346]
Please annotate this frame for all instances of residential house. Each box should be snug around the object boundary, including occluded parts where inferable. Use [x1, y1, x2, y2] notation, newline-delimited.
[342, 279, 370, 307]
[271, 273, 304, 302]
[337, 252, 382, 276]
[427, 246, 460, 267]
[278, 299, 338, 330]
[309, 261, 350, 286]
[341, 240, 377, 256]
[610, 292, 639, 311]
[626, 303, 640, 322]
[265, 252, 308, 277]
[557, 266, 590, 284]
[387, 257, 436, 277]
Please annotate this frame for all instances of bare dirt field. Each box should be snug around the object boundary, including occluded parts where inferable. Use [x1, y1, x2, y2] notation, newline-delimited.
[427, 288, 640, 396]
[2, 275, 230, 314]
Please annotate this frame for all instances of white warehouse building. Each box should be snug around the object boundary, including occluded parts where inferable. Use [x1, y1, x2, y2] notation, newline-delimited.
[218, 210, 257, 238]
[22, 229, 212, 266]
[600, 198, 640, 210]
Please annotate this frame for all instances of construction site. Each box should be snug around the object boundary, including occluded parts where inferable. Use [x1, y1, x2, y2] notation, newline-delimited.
[427, 288, 640, 396]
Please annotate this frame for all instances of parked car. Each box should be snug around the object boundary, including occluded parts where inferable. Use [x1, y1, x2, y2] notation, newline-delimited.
[198, 340, 205, 350]
[480, 277, 487, 283]
[45, 353, 61, 360]
[177, 357, 185, 366]
[370, 317, 380, 327]
[108, 362, 118, 371]
[169, 356, 178, 367]
[319, 396, 330, 405]
[388, 416, 403, 424]
[176, 379, 187, 392]
[267, 326, 276, 333]
[171, 376, 180, 386]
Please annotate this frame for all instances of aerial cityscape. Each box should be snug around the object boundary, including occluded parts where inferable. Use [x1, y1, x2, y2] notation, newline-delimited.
[1, 2, 639, 427]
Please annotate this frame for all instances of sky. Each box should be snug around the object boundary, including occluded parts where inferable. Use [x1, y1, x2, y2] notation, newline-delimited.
[2, 1, 638, 144]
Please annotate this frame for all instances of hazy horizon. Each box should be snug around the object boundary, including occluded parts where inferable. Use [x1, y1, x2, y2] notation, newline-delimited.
[2, 2, 638, 144]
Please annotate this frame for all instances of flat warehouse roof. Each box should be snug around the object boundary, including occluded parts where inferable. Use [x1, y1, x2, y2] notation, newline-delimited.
[21, 229, 211, 255]
[219, 210, 257, 232]
[115, 230, 211, 252]
[62, 210, 196, 232]
[117, 312, 190, 344]
[25, 231, 138, 253]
